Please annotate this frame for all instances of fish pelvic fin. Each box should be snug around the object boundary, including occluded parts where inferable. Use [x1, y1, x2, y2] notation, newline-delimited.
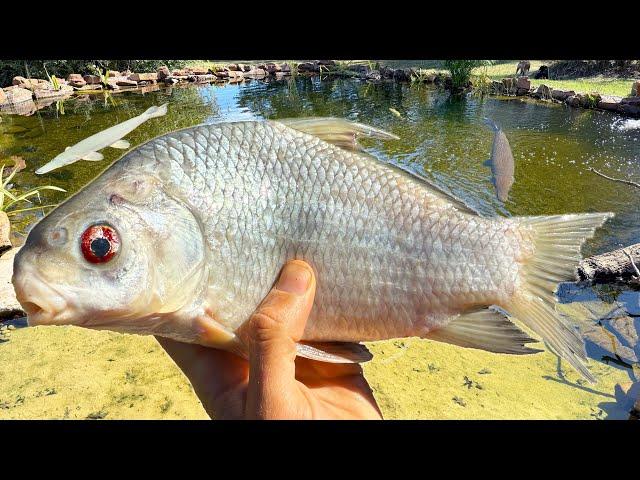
[81, 151, 104, 161]
[276, 117, 399, 152]
[505, 212, 614, 383]
[426, 308, 542, 355]
[296, 341, 373, 363]
[142, 103, 169, 119]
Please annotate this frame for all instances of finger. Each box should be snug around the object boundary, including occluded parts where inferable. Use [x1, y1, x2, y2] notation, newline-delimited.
[242, 260, 316, 418]
[156, 336, 248, 419]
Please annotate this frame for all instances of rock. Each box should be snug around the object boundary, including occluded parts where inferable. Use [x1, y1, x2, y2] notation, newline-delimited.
[264, 63, 280, 74]
[618, 96, 640, 116]
[128, 73, 158, 82]
[157, 66, 171, 80]
[189, 74, 217, 83]
[0, 88, 5, 105]
[533, 84, 552, 99]
[379, 66, 395, 79]
[516, 76, 530, 90]
[12, 76, 51, 91]
[565, 95, 581, 107]
[33, 84, 74, 100]
[227, 71, 244, 80]
[393, 69, 413, 82]
[0, 212, 11, 257]
[83, 75, 102, 85]
[280, 63, 291, 73]
[297, 62, 319, 73]
[213, 70, 229, 79]
[0, 97, 37, 116]
[0, 247, 24, 318]
[245, 68, 267, 78]
[66, 74, 86, 88]
[533, 65, 549, 79]
[190, 68, 208, 75]
[582, 323, 638, 365]
[366, 71, 381, 81]
[595, 95, 621, 111]
[317, 60, 336, 66]
[551, 89, 574, 101]
[73, 84, 103, 92]
[107, 71, 121, 77]
[2, 86, 33, 104]
[115, 78, 137, 87]
[491, 80, 505, 94]
[632, 80, 640, 96]
[226, 64, 240, 71]
[501, 77, 516, 93]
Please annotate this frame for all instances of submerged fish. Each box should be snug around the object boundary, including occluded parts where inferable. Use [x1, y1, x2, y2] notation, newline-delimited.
[35, 103, 168, 175]
[13, 118, 612, 381]
[483, 118, 515, 203]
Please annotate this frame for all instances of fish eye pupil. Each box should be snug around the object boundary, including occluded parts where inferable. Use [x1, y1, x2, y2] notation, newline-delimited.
[90, 237, 111, 258]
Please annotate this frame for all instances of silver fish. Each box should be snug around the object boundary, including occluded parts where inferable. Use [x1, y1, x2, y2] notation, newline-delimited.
[13, 118, 612, 381]
[483, 118, 515, 203]
[35, 103, 168, 175]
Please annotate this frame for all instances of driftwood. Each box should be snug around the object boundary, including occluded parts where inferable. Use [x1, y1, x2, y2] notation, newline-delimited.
[577, 243, 640, 283]
[587, 167, 640, 189]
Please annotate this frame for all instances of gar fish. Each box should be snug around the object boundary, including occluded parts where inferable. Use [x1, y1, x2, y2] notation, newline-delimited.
[483, 117, 515, 203]
[13, 117, 612, 381]
[35, 103, 168, 175]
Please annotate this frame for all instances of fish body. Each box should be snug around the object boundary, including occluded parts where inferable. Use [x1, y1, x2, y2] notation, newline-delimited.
[35, 104, 168, 175]
[14, 119, 611, 379]
[483, 118, 515, 203]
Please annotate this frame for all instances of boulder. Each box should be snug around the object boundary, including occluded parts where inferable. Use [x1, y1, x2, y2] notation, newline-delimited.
[565, 95, 581, 107]
[516, 76, 530, 90]
[297, 62, 319, 73]
[264, 63, 280, 74]
[491, 80, 505, 94]
[2, 86, 33, 104]
[157, 66, 171, 80]
[226, 64, 240, 71]
[0, 247, 25, 316]
[190, 68, 208, 75]
[551, 89, 574, 101]
[317, 60, 336, 66]
[393, 69, 412, 82]
[280, 63, 291, 73]
[379, 66, 395, 79]
[0, 89, 5, 105]
[128, 73, 158, 82]
[501, 77, 516, 93]
[245, 68, 267, 78]
[597, 95, 622, 111]
[533, 84, 552, 99]
[115, 78, 137, 87]
[618, 96, 640, 116]
[66, 74, 86, 87]
[12, 76, 50, 91]
[33, 84, 74, 100]
[107, 71, 121, 77]
[632, 80, 640, 96]
[83, 75, 102, 85]
[213, 70, 229, 79]
[366, 70, 381, 81]
[227, 70, 244, 80]
[0, 212, 11, 257]
[578, 93, 601, 108]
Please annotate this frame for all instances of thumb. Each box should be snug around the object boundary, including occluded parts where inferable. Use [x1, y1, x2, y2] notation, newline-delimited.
[242, 260, 316, 418]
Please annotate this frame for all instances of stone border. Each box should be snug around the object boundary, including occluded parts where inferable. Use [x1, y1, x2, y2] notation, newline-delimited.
[2, 61, 639, 118]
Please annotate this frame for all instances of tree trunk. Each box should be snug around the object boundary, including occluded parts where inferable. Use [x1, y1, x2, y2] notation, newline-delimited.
[577, 243, 640, 283]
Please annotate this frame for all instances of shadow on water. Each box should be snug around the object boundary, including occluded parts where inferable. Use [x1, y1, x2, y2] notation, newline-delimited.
[2, 76, 640, 415]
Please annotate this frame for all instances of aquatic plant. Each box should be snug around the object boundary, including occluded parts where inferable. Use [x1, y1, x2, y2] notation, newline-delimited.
[442, 60, 492, 91]
[0, 163, 65, 216]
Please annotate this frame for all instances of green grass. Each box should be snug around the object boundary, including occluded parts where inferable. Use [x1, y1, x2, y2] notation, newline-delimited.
[475, 61, 634, 97]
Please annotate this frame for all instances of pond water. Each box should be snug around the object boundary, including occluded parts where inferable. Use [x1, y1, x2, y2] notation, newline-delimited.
[1, 77, 639, 415]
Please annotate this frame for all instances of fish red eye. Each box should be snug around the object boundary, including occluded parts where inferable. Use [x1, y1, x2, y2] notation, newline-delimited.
[80, 224, 120, 263]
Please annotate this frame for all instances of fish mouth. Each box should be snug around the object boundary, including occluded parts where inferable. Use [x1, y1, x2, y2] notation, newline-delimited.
[13, 265, 71, 326]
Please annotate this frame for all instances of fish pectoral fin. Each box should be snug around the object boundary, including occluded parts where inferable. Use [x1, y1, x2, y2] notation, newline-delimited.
[276, 117, 399, 152]
[65, 146, 71, 151]
[296, 341, 373, 363]
[81, 151, 104, 161]
[425, 308, 542, 355]
[483, 159, 492, 167]
[109, 140, 130, 149]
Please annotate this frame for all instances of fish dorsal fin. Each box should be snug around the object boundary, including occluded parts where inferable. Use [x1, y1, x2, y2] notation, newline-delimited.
[276, 117, 399, 152]
[425, 308, 542, 355]
[296, 341, 373, 363]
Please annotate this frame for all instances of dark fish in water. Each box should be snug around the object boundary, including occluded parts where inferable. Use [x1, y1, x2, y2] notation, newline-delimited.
[483, 118, 515, 203]
[12, 117, 612, 381]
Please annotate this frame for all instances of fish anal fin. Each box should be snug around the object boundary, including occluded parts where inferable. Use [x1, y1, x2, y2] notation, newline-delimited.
[109, 139, 130, 149]
[425, 308, 542, 355]
[81, 151, 104, 161]
[276, 117, 399, 152]
[296, 341, 373, 363]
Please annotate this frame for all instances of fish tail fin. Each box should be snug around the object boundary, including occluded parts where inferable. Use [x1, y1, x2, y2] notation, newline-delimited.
[482, 117, 500, 132]
[143, 103, 168, 119]
[504, 212, 614, 383]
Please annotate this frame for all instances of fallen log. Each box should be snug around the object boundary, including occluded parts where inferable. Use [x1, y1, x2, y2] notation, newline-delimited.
[577, 242, 640, 283]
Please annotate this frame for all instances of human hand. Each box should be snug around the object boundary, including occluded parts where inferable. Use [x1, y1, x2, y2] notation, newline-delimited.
[157, 260, 382, 419]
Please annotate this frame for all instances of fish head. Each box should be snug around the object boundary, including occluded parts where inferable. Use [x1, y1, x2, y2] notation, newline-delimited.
[13, 169, 207, 330]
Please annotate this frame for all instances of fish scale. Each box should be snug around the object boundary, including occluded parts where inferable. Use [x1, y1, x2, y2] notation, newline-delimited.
[13, 118, 612, 379]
